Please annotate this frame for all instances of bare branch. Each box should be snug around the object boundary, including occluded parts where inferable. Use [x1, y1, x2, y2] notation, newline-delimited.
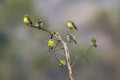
[28, 25, 74, 80]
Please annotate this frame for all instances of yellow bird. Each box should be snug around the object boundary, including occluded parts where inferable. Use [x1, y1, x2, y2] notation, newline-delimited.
[48, 39, 55, 51]
[67, 21, 78, 30]
[23, 15, 32, 26]
[90, 37, 97, 48]
[59, 59, 65, 68]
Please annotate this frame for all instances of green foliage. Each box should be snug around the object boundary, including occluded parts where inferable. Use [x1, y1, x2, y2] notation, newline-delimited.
[33, 56, 50, 70]
[0, 0, 34, 26]
[91, 9, 109, 27]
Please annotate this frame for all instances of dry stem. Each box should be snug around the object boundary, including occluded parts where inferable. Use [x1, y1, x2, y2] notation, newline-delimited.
[29, 26, 74, 80]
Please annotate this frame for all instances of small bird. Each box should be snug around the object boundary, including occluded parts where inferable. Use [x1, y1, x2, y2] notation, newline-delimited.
[67, 33, 77, 44]
[48, 39, 55, 51]
[59, 59, 65, 68]
[90, 37, 97, 48]
[67, 21, 78, 30]
[23, 15, 32, 26]
[35, 19, 43, 29]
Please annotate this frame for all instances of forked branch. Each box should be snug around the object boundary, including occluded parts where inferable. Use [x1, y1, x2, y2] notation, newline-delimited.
[28, 25, 74, 80]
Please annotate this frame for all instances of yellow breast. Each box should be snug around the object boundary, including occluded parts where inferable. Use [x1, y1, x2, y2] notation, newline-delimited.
[67, 22, 74, 29]
[59, 59, 65, 67]
[48, 40, 55, 47]
[24, 17, 29, 24]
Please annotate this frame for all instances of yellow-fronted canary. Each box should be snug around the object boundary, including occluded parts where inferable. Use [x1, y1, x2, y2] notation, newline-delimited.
[48, 39, 55, 51]
[59, 59, 65, 68]
[24, 15, 32, 26]
[67, 21, 78, 30]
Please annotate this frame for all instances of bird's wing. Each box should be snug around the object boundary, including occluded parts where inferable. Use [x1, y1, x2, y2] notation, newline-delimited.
[28, 17, 32, 25]
[71, 22, 78, 30]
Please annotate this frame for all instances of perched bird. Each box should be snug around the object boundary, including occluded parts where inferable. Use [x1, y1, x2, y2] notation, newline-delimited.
[67, 21, 78, 30]
[35, 19, 43, 29]
[67, 33, 77, 44]
[23, 15, 32, 26]
[48, 39, 55, 51]
[59, 59, 65, 68]
[90, 37, 97, 48]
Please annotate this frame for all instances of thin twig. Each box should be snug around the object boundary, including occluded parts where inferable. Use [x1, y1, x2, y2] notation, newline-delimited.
[53, 52, 59, 63]
[57, 47, 65, 56]
[49, 47, 65, 56]
[82, 55, 90, 65]
[50, 47, 64, 52]
[71, 46, 91, 67]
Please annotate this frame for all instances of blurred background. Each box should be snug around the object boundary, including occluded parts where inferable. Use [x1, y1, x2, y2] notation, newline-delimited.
[0, 0, 120, 80]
